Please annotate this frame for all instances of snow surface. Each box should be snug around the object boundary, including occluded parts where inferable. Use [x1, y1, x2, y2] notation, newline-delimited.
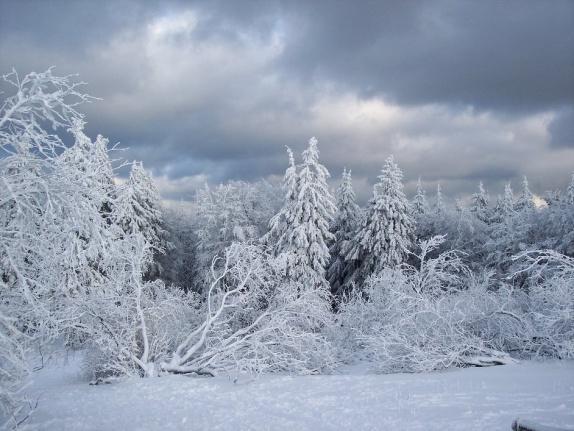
[20, 354, 574, 431]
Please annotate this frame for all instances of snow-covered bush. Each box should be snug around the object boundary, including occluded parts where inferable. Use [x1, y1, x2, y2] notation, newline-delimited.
[512, 250, 574, 359]
[72, 234, 201, 379]
[337, 237, 515, 372]
[163, 242, 335, 376]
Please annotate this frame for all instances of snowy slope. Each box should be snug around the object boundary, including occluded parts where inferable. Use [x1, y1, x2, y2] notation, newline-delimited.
[22, 356, 574, 431]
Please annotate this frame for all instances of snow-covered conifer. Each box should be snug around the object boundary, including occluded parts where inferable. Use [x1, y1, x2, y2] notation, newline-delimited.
[471, 181, 490, 223]
[435, 183, 445, 215]
[501, 183, 515, 218]
[327, 168, 361, 297]
[412, 177, 428, 217]
[567, 173, 574, 205]
[265, 147, 298, 249]
[274, 138, 336, 289]
[516, 176, 534, 211]
[113, 161, 166, 253]
[344, 156, 414, 285]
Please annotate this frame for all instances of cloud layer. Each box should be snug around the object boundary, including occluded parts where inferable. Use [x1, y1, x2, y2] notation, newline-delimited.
[1, 0, 573, 202]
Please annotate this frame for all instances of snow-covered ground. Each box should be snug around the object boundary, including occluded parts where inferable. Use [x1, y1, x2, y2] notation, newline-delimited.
[20, 354, 574, 431]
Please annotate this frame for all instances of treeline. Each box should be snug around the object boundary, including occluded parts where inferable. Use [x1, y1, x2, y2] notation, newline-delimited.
[1, 70, 573, 427]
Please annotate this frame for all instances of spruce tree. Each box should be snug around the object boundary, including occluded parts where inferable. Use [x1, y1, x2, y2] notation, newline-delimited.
[567, 173, 574, 205]
[471, 181, 490, 223]
[502, 183, 515, 218]
[113, 161, 166, 252]
[412, 177, 428, 217]
[516, 176, 534, 211]
[327, 168, 360, 297]
[266, 147, 298, 249]
[344, 156, 414, 286]
[268, 138, 335, 289]
[435, 183, 445, 215]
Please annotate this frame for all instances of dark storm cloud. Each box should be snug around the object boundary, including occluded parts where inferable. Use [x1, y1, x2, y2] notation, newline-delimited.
[548, 108, 574, 148]
[277, 0, 574, 112]
[1, 0, 573, 202]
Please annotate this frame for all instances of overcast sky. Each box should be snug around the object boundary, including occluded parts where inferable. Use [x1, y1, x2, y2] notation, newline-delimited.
[1, 0, 573, 203]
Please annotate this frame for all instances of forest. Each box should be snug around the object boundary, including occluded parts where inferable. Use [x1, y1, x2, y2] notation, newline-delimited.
[1, 70, 573, 427]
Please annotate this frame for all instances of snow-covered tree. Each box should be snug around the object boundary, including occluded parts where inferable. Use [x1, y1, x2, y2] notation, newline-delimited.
[411, 177, 428, 217]
[327, 168, 361, 297]
[516, 176, 534, 212]
[471, 181, 490, 223]
[567, 173, 574, 205]
[196, 180, 281, 288]
[501, 183, 515, 219]
[113, 161, 166, 253]
[344, 156, 414, 286]
[264, 147, 298, 250]
[267, 138, 335, 289]
[435, 183, 445, 215]
[0, 69, 104, 423]
[491, 183, 515, 225]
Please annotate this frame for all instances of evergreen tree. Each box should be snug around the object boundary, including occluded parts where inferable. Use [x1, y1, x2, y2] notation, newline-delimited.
[455, 198, 464, 214]
[266, 147, 298, 249]
[567, 173, 574, 205]
[58, 121, 116, 218]
[435, 183, 445, 215]
[412, 177, 428, 217]
[516, 176, 534, 211]
[113, 161, 166, 253]
[471, 181, 490, 223]
[344, 156, 414, 286]
[501, 183, 515, 218]
[327, 168, 361, 297]
[491, 195, 504, 225]
[268, 138, 335, 289]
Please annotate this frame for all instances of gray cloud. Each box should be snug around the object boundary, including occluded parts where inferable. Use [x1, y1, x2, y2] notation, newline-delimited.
[1, 0, 573, 204]
[548, 107, 574, 148]
[278, 0, 574, 111]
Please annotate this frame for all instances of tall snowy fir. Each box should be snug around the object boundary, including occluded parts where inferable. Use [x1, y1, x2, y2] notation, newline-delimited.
[267, 138, 335, 289]
[516, 176, 534, 211]
[471, 182, 490, 223]
[435, 183, 445, 215]
[567, 173, 574, 205]
[411, 177, 428, 217]
[501, 183, 515, 219]
[113, 161, 166, 254]
[265, 147, 298, 251]
[344, 156, 414, 286]
[327, 168, 361, 297]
